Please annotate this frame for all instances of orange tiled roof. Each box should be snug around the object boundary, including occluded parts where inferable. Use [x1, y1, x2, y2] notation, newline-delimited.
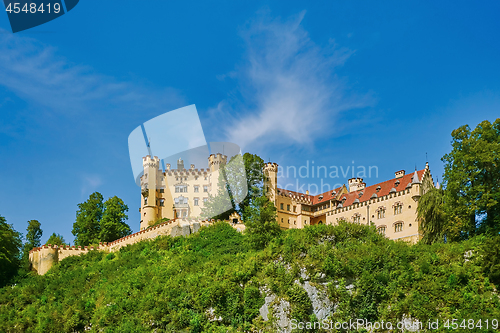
[338, 170, 425, 207]
[276, 169, 426, 207]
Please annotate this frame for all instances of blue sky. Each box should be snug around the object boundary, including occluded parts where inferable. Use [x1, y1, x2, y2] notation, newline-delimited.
[1, 1, 499, 244]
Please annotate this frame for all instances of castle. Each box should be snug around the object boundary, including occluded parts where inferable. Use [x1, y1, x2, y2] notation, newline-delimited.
[30, 154, 434, 275]
[263, 162, 435, 243]
[139, 154, 227, 230]
[142, 154, 435, 243]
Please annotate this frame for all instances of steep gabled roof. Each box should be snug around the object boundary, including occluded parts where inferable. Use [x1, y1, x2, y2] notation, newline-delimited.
[275, 169, 427, 208]
[338, 169, 425, 207]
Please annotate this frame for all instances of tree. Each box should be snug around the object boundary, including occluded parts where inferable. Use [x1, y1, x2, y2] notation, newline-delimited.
[417, 187, 448, 244]
[99, 196, 131, 243]
[0, 215, 22, 287]
[73, 193, 131, 246]
[244, 194, 281, 249]
[20, 220, 43, 274]
[442, 119, 500, 238]
[201, 153, 265, 221]
[238, 153, 264, 221]
[46, 233, 67, 246]
[72, 192, 104, 246]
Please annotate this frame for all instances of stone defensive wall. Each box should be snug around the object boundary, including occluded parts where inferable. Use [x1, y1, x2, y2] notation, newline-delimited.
[29, 218, 215, 275]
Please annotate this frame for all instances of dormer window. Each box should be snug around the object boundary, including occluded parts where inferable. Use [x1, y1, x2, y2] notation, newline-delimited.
[376, 186, 381, 192]
[395, 180, 400, 187]
[318, 195, 323, 200]
[358, 192, 363, 197]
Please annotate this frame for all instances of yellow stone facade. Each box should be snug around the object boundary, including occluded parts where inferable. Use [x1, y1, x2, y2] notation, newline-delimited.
[264, 162, 435, 243]
[139, 154, 226, 230]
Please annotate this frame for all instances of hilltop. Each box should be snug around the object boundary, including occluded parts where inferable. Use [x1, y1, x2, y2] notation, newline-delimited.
[1, 222, 499, 332]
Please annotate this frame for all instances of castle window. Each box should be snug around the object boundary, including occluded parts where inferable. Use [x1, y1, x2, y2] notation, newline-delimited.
[203, 185, 208, 192]
[281, 218, 283, 223]
[175, 185, 187, 193]
[203, 198, 208, 205]
[293, 206, 297, 212]
[394, 204, 402, 215]
[184, 177, 187, 181]
[160, 199, 165, 207]
[204, 176, 208, 180]
[194, 186, 199, 193]
[195, 176, 198, 180]
[288, 219, 290, 224]
[280, 203, 284, 210]
[353, 214, 361, 223]
[287, 204, 290, 211]
[394, 222, 403, 232]
[377, 208, 386, 219]
[144, 197, 148, 205]
[378, 226, 386, 235]
[194, 198, 199, 206]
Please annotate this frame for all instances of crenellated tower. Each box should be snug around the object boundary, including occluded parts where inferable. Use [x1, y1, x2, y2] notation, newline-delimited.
[263, 162, 278, 205]
[208, 153, 228, 172]
[208, 153, 228, 196]
[140, 155, 160, 230]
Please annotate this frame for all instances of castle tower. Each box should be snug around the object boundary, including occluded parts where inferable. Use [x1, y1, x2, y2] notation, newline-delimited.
[263, 162, 278, 205]
[208, 153, 228, 196]
[411, 169, 422, 201]
[141, 155, 160, 230]
[208, 153, 228, 172]
[347, 177, 365, 192]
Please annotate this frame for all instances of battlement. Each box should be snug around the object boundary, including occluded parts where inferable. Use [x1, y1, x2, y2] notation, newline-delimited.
[263, 162, 278, 172]
[208, 153, 227, 165]
[143, 155, 160, 168]
[28, 217, 221, 275]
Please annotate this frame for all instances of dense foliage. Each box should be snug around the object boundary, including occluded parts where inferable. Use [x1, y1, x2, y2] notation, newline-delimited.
[1, 222, 499, 332]
[72, 192, 131, 246]
[0, 215, 22, 288]
[46, 233, 67, 246]
[441, 118, 500, 239]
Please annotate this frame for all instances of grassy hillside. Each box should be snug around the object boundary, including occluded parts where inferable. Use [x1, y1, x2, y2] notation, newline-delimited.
[1, 222, 499, 332]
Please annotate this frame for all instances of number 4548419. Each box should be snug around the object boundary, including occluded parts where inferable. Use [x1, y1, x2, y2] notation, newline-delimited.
[5, 2, 61, 14]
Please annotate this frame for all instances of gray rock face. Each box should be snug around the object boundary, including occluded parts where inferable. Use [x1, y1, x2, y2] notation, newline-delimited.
[301, 281, 334, 321]
[259, 295, 275, 321]
[258, 294, 291, 332]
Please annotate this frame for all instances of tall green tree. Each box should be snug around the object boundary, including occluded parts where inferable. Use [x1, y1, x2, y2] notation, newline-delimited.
[22, 220, 42, 253]
[0, 215, 22, 287]
[20, 220, 43, 273]
[238, 153, 264, 221]
[46, 233, 67, 246]
[417, 187, 448, 244]
[244, 194, 281, 249]
[72, 192, 104, 246]
[201, 153, 265, 221]
[99, 196, 131, 243]
[442, 118, 500, 238]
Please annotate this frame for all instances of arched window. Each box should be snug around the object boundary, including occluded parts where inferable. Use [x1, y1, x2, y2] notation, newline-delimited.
[377, 225, 386, 235]
[394, 222, 403, 232]
[377, 207, 386, 219]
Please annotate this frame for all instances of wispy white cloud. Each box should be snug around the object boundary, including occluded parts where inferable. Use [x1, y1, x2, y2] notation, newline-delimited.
[210, 11, 373, 150]
[0, 29, 184, 122]
[80, 174, 103, 198]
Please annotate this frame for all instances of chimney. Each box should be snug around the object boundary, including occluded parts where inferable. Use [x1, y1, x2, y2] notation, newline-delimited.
[395, 170, 405, 179]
